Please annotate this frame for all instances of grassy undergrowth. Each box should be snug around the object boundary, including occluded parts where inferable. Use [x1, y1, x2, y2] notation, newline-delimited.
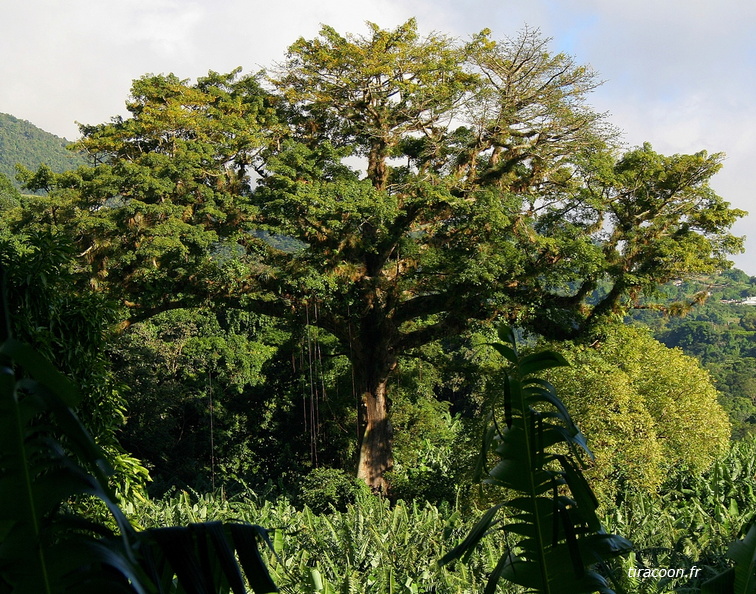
[603, 438, 756, 593]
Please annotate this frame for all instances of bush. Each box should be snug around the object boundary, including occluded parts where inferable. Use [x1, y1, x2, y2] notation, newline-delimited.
[387, 437, 467, 505]
[295, 467, 367, 513]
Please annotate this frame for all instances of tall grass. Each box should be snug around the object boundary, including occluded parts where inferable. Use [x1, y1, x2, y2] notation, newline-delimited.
[121, 437, 756, 593]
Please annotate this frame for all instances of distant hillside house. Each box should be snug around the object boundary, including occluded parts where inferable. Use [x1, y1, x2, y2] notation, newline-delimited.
[721, 296, 756, 305]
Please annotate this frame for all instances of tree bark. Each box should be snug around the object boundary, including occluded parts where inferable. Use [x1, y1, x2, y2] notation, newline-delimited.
[356, 378, 393, 494]
[351, 307, 397, 494]
[367, 138, 389, 191]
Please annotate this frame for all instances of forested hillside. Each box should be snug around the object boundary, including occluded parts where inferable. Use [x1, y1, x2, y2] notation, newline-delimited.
[1, 19, 755, 593]
[628, 269, 756, 438]
[0, 112, 87, 187]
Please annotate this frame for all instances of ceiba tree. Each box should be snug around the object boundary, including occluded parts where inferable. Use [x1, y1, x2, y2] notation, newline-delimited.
[14, 20, 744, 492]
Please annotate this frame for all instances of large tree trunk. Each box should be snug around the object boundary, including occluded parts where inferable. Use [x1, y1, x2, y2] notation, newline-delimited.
[351, 310, 397, 494]
[366, 137, 389, 191]
[356, 378, 393, 494]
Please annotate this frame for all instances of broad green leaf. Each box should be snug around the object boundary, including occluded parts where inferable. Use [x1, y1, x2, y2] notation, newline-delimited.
[728, 523, 756, 594]
[229, 523, 280, 593]
[445, 328, 629, 594]
[519, 351, 570, 377]
[439, 503, 505, 565]
[0, 339, 81, 408]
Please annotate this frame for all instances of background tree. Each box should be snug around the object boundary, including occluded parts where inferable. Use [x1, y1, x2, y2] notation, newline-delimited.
[707, 358, 756, 439]
[15, 69, 279, 317]
[546, 325, 731, 503]
[10, 21, 745, 493]
[0, 172, 21, 211]
[107, 308, 279, 494]
[0, 228, 149, 496]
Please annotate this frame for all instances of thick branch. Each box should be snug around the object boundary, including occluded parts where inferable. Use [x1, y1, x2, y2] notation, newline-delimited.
[395, 314, 472, 352]
[394, 292, 455, 324]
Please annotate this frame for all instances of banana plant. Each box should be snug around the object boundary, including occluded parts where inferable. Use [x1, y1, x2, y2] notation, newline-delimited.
[702, 523, 756, 594]
[441, 326, 632, 593]
[0, 266, 278, 593]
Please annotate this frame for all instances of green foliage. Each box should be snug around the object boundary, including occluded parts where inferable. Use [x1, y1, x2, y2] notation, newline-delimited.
[0, 172, 20, 211]
[273, 18, 475, 189]
[0, 286, 279, 592]
[126, 490, 510, 593]
[94, 437, 756, 594]
[388, 397, 473, 505]
[603, 144, 744, 279]
[546, 325, 731, 501]
[0, 335, 144, 593]
[0, 113, 88, 189]
[603, 437, 756, 592]
[547, 352, 662, 499]
[659, 321, 752, 364]
[603, 328, 730, 473]
[7, 21, 745, 492]
[703, 524, 756, 594]
[711, 358, 756, 439]
[625, 268, 756, 438]
[0, 228, 150, 498]
[12, 70, 276, 310]
[442, 326, 631, 593]
[108, 307, 279, 493]
[110, 306, 366, 496]
[294, 467, 368, 514]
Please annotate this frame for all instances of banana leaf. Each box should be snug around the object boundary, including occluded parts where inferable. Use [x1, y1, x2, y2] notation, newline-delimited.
[442, 325, 631, 593]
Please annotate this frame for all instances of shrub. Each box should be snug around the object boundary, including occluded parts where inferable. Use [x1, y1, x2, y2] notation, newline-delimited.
[295, 467, 367, 513]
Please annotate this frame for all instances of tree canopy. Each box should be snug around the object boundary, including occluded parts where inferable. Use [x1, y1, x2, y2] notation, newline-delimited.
[8, 20, 745, 492]
[546, 325, 731, 502]
[0, 172, 21, 211]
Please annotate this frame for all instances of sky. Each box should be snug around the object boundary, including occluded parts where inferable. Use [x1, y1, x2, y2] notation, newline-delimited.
[2, 0, 755, 271]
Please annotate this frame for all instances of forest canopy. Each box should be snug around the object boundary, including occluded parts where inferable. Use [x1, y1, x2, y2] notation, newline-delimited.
[5, 19, 745, 493]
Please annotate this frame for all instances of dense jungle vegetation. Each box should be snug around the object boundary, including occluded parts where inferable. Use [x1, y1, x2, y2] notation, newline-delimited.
[2, 19, 756, 593]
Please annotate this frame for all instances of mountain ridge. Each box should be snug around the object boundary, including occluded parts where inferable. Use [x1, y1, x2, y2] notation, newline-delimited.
[0, 112, 88, 188]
